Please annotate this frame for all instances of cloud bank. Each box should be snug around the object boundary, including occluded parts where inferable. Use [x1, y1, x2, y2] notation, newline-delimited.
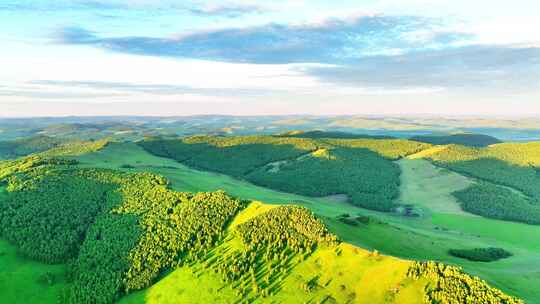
[55, 15, 471, 64]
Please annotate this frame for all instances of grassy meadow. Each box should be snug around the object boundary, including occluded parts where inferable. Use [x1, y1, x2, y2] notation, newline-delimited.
[0, 239, 67, 304]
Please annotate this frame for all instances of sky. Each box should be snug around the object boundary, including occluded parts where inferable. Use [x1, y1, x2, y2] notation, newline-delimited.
[0, 0, 539, 117]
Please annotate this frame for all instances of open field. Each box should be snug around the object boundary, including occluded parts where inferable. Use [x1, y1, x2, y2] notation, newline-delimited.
[0, 238, 67, 304]
[397, 158, 474, 216]
[74, 142, 540, 302]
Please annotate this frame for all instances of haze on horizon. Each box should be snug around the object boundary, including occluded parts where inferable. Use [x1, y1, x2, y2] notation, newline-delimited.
[1, 0, 539, 117]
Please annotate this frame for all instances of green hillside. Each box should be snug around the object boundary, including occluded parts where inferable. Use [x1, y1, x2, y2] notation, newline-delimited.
[139, 135, 429, 211]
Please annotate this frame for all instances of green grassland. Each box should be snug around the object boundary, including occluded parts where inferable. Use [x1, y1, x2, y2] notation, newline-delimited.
[0, 239, 67, 303]
[74, 142, 539, 302]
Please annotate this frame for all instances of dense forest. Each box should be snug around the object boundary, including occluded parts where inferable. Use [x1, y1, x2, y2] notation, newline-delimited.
[140, 135, 429, 211]
[248, 147, 401, 211]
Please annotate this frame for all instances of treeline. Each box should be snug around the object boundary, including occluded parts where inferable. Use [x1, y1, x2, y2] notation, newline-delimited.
[453, 183, 540, 225]
[408, 261, 523, 304]
[140, 135, 430, 212]
[449, 247, 512, 262]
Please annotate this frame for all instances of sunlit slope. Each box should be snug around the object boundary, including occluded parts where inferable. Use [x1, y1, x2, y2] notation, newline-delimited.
[120, 202, 519, 304]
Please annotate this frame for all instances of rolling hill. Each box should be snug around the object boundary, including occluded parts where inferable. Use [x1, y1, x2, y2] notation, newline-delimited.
[0, 150, 522, 303]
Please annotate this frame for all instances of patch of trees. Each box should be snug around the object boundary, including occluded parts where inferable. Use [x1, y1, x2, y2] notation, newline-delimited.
[408, 261, 523, 304]
[322, 138, 431, 159]
[337, 214, 370, 226]
[235, 206, 339, 251]
[448, 247, 512, 262]
[410, 133, 501, 147]
[452, 183, 540, 225]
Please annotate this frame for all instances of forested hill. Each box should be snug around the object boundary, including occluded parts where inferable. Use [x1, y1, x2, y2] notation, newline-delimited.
[0, 135, 63, 159]
[139, 135, 430, 212]
[0, 153, 523, 304]
[409, 133, 501, 147]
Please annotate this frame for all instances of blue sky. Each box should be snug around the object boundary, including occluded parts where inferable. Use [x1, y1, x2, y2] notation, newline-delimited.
[1, 0, 539, 116]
